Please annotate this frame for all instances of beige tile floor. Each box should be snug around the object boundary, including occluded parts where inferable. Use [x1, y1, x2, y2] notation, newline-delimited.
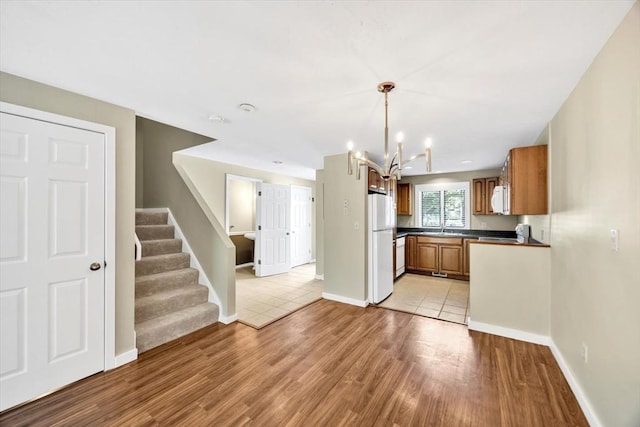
[236, 263, 322, 328]
[378, 273, 469, 325]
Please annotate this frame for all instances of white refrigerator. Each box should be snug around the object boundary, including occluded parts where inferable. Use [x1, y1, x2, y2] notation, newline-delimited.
[368, 194, 395, 304]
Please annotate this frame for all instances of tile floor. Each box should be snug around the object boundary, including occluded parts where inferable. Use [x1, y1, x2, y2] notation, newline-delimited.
[236, 263, 322, 328]
[378, 273, 470, 325]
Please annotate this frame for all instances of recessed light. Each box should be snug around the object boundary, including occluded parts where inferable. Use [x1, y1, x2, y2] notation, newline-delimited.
[238, 103, 256, 113]
[208, 114, 229, 124]
[272, 160, 283, 165]
[461, 160, 473, 164]
[403, 166, 413, 170]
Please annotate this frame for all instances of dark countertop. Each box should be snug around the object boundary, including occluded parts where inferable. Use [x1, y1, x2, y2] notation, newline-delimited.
[396, 227, 547, 246]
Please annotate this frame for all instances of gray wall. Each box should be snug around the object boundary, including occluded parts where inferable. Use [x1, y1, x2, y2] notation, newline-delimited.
[547, 4, 640, 426]
[138, 117, 212, 207]
[315, 170, 325, 277]
[0, 72, 137, 356]
[137, 117, 236, 318]
[322, 154, 368, 303]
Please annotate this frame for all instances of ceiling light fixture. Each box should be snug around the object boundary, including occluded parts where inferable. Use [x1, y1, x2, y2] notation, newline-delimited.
[238, 103, 256, 113]
[347, 82, 432, 181]
[208, 114, 229, 124]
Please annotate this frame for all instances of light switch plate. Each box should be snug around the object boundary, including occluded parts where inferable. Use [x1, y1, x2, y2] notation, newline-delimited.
[610, 229, 619, 251]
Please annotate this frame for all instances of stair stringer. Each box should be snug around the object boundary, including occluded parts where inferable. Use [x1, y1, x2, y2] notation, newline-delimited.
[172, 157, 238, 324]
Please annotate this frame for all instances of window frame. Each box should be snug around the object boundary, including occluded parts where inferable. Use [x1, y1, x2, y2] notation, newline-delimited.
[414, 182, 471, 229]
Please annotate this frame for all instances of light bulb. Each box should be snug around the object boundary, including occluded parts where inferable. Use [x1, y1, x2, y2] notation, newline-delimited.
[355, 151, 362, 159]
[347, 140, 354, 151]
[425, 137, 433, 148]
[396, 132, 404, 142]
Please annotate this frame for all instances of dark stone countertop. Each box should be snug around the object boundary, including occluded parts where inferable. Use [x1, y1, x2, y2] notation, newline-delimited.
[396, 228, 546, 246]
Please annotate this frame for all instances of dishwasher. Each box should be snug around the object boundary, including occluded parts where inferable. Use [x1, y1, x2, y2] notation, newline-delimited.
[395, 236, 406, 278]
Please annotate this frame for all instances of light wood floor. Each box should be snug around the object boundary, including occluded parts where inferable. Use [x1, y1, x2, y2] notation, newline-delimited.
[0, 300, 587, 426]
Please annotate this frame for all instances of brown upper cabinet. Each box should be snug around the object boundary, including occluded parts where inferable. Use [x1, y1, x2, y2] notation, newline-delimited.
[368, 167, 387, 194]
[396, 183, 413, 215]
[472, 177, 499, 215]
[501, 145, 548, 215]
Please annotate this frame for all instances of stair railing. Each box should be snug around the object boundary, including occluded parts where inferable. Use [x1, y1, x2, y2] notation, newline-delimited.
[134, 232, 142, 261]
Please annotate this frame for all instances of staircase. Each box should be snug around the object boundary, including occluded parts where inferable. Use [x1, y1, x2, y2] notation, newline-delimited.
[135, 210, 219, 353]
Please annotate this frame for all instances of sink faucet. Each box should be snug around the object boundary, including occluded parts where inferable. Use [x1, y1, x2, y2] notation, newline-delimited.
[441, 226, 445, 233]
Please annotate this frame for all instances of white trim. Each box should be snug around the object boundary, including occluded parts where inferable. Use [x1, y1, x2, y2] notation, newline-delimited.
[219, 313, 238, 325]
[114, 348, 138, 368]
[164, 208, 223, 313]
[314, 274, 325, 280]
[414, 181, 471, 229]
[322, 292, 368, 307]
[235, 262, 254, 269]
[0, 102, 120, 371]
[467, 319, 550, 346]
[549, 339, 602, 427]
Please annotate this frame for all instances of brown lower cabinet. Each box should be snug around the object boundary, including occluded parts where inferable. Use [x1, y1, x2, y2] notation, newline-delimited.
[406, 236, 417, 270]
[406, 236, 464, 278]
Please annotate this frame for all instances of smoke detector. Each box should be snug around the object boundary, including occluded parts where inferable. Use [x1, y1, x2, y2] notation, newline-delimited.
[238, 103, 256, 113]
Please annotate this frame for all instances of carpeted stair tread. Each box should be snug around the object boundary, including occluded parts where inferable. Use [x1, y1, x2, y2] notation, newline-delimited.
[134, 208, 220, 354]
[136, 224, 175, 241]
[135, 284, 209, 323]
[136, 303, 219, 353]
[141, 238, 182, 257]
[136, 268, 199, 297]
[136, 211, 169, 226]
[135, 252, 190, 277]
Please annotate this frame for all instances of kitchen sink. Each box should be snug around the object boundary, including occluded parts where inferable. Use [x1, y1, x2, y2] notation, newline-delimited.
[477, 236, 518, 243]
[418, 232, 467, 237]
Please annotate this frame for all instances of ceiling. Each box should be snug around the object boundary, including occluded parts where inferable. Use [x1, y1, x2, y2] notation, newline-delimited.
[1, 1, 634, 180]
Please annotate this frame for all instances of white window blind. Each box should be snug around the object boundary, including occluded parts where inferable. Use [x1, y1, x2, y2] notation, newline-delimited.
[416, 182, 470, 229]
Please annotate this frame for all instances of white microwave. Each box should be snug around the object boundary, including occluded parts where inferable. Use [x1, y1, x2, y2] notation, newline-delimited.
[491, 185, 505, 214]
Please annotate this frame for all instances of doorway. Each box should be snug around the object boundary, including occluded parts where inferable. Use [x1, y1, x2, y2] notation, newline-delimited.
[0, 103, 116, 411]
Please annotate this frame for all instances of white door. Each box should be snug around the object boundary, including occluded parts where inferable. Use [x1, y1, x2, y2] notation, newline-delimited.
[255, 183, 290, 277]
[290, 185, 312, 268]
[0, 112, 105, 411]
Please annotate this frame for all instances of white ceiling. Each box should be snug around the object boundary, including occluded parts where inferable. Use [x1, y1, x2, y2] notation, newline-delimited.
[1, 1, 634, 180]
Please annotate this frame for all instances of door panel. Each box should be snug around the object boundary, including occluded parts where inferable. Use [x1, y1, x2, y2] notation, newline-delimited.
[0, 112, 105, 411]
[255, 183, 290, 277]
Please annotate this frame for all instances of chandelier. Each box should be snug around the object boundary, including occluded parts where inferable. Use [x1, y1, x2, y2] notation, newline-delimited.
[347, 81, 432, 181]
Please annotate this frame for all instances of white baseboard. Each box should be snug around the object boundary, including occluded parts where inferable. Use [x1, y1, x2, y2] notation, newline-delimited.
[219, 313, 238, 324]
[113, 348, 138, 368]
[322, 292, 367, 308]
[235, 262, 253, 269]
[314, 274, 324, 280]
[549, 339, 602, 427]
[467, 319, 550, 346]
[466, 319, 600, 426]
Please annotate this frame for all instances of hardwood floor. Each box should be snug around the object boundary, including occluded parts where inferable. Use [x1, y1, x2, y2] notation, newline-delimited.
[0, 300, 587, 426]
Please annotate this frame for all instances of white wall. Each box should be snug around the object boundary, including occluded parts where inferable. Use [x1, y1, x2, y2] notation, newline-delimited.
[228, 179, 255, 234]
[548, 4, 640, 426]
[469, 243, 550, 338]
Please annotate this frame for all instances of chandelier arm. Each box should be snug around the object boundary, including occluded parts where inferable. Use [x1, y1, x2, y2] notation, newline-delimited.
[356, 157, 386, 177]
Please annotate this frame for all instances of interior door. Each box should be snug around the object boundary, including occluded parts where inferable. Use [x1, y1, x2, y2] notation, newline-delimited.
[0, 112, 105, 411]
[290, 185, 312, 268]
[255, 183, 290, 277]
